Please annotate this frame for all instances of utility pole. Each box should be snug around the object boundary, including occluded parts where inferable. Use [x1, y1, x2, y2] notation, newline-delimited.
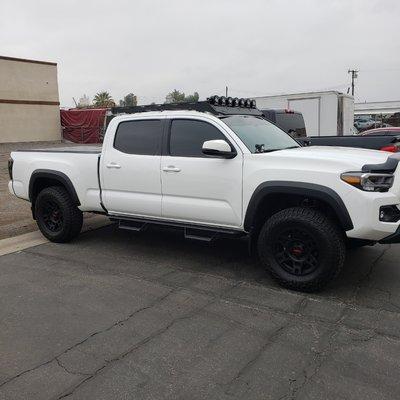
[225, 86, 228, 97]
[348, 69, 359, 96]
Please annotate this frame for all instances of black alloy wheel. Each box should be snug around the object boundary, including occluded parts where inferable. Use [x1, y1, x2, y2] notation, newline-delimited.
[41, 199, 64, 232]
[35, 186, 83, 243]
[272, 228, 319, 277]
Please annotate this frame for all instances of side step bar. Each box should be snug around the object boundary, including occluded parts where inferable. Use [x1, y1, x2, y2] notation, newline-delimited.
[184, 228, 217, 242]
[111, 216, 245, 242]
[118, 220, 147, 232]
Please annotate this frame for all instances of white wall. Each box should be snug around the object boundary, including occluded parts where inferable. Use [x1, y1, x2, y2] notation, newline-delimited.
[255, 92, 344, 136]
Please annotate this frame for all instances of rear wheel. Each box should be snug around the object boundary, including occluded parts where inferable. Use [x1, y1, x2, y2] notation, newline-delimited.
[257, 207, 345, 292]
[35, 186, 83, 243]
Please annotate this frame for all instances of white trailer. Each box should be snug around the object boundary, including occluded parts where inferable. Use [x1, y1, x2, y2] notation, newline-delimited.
[255, 91, 354, 136]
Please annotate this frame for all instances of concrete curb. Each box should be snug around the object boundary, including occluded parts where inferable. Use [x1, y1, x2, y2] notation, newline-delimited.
[0, 215, 110, 256]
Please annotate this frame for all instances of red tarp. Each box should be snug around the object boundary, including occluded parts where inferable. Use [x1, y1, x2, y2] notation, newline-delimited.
[60, 108, 107, 143]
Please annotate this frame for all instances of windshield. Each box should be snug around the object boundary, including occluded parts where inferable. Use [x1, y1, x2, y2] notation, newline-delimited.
[222, 115, 300, 153]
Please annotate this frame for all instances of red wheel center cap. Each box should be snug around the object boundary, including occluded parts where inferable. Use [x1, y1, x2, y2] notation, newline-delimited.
[291, 247, 303, 256]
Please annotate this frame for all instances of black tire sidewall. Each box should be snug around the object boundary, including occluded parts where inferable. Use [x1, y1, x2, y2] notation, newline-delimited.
[35, 187, 82, 242]
[258, 208, 345, 291]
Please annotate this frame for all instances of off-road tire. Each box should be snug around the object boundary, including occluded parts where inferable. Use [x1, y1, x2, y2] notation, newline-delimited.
[257, 207, 345, 292]
[35, 186, 83, 243]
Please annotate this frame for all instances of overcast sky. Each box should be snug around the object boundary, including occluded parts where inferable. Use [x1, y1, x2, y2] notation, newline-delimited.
[1, 0, 399, 107]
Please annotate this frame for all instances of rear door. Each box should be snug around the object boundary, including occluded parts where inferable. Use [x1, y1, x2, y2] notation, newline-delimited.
[101, 118, 164, 217]
[160, 117, 243, 228]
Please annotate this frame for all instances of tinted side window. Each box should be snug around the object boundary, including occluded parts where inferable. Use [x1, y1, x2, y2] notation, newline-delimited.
[114, 120, 162, 155]
[170, 119, 226, 157]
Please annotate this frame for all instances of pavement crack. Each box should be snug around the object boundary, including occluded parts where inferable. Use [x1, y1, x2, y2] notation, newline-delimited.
[0, 289, 174, 389]
[56, 299, 217, 399]
[55, 357, 90, 377]
[288, 328, 339, 400]
[351, 245, 390, 304]
[224, 321, 291, 396]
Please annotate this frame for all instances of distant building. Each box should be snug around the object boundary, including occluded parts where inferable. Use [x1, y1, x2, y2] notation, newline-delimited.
[0, 55, 61, 143]
[355, 100, 400, 116]
[355, 100, 400, 127]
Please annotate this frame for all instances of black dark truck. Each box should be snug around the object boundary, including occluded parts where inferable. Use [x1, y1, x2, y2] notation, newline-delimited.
[297, 135, 400, 153]
[260, 109, 400, 153]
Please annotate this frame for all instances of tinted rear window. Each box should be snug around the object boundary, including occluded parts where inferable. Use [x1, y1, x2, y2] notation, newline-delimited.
[114, 120, 162, 155]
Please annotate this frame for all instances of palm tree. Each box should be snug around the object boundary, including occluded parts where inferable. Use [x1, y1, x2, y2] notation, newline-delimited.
[93, 91, 115, 107]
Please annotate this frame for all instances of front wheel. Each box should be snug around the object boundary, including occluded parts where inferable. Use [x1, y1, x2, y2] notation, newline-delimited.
[257, 207, 345, 292]
[35, 186, 83, 243]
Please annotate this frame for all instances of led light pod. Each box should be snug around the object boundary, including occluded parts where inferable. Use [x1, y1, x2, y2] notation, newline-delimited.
[219, 96, 227, 106]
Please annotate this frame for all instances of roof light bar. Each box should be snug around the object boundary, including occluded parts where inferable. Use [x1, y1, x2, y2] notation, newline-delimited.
[207, 95, 257, 109]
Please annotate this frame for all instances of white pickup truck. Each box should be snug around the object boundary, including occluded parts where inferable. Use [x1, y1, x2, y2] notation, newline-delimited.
[8, 98, 400, 292]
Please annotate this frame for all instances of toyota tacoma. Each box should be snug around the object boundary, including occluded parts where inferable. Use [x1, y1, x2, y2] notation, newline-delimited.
[8, 97, 400, 292]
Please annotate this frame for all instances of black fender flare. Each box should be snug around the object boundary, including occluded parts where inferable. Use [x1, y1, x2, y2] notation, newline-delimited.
[244, 181, 353, 232]
[29, 169, 80, 206]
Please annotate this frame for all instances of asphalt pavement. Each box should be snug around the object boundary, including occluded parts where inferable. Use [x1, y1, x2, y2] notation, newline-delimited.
[1, 224, 400, 399]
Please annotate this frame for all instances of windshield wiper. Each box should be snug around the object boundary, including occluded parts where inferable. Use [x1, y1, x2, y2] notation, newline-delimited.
[261, 148, 281, 153]
[259, 146, 300, 153]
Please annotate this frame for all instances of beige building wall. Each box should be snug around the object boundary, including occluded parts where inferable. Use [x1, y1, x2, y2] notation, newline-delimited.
[0, 56, 61, 143]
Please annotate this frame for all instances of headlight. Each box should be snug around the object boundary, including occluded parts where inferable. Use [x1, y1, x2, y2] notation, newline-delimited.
[341, 172, 394, 192]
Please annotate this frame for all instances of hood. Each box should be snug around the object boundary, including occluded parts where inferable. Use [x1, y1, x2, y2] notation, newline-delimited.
[264, 146, 391, 171]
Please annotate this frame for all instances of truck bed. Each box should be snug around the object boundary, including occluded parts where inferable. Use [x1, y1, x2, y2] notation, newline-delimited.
[10, 147, 103, 212]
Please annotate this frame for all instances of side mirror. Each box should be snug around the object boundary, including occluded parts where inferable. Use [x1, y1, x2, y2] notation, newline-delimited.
[202, 140, 236, 159]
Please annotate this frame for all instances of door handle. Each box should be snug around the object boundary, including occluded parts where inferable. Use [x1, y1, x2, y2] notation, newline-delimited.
[106, 162, 121, 169]
[163, 166, 181, 173]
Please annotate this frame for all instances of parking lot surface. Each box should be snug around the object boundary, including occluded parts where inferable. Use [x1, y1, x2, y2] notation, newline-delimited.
[1, 224, 400, 400]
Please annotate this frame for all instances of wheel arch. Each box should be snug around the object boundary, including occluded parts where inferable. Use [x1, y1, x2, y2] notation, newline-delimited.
[244, 181, 353, 233]
[29, 170, 80, 216]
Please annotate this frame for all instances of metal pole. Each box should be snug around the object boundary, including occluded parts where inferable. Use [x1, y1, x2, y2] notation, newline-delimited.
[348, 69, 359, 96]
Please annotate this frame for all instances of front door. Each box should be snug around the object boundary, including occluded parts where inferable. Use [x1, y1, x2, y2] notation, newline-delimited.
[102, 118, 164, 217]
[161, 118, 243, 228]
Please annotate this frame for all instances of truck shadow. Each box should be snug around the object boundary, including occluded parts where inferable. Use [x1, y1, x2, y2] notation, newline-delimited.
[73, 223, 388, 303]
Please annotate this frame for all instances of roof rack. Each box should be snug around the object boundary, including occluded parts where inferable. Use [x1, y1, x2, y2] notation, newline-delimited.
[111, 101, 263, 117]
